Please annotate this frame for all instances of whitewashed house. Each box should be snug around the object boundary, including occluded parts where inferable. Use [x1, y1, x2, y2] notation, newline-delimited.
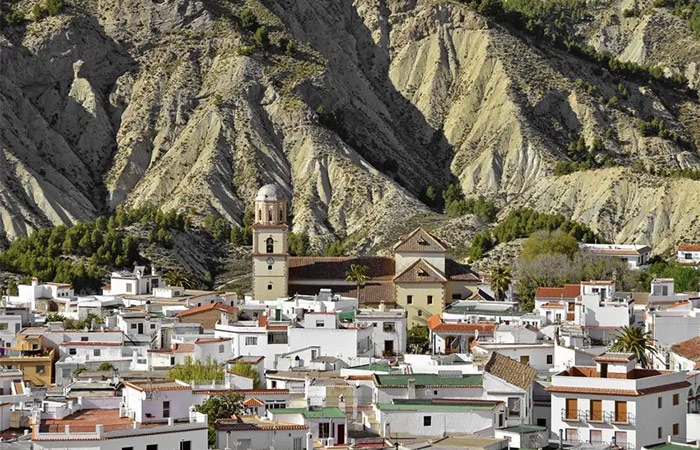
[102, 266, 162, 296]
[214, 415, 310, 450]
[268, 406, 348, 446]
[353, 305, 407, 356]
[579, 244, 652, 270]
[428, 315, 495, 354]
[677, 245, 700, 265]
[549, 352, 689, 449]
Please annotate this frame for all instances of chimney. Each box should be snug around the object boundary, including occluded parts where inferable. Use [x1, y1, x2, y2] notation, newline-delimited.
[407, 378, 416, 400]
[379, 300, 386, 312]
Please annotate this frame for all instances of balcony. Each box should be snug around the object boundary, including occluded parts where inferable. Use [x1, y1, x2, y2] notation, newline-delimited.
[561, 409, 635, 426]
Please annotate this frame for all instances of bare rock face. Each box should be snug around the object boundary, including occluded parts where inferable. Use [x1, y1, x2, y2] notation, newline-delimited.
[1, 0, 700, 253]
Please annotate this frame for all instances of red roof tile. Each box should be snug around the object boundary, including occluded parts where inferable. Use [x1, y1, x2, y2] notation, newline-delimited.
[427, 315, 495, 334]
[672, 336, 700, 362]
[393, 228, 447, 253]
[288, 256, 395, 281]
[393, 259, 446, 283]
[679, 244, 700, 252]
[177, 302, 236, 318]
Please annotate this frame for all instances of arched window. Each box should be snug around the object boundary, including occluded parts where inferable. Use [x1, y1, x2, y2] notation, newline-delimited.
[268, 209, 273, 222]
[266, 237, 274, 253]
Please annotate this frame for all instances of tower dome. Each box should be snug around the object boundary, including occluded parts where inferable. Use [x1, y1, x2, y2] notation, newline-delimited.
[254, 184, 287, 225]
[256, 184, 283, 202]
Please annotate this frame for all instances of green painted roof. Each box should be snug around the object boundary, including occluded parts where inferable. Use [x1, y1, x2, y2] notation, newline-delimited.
[349, 363, 392, 372]
[374, 373, 483, 387]
[643, 444, 697, 450]
[376, 402, 494, 412]
[272, 407, 345, 419]
[500, 425, 547, 433]
[446, 305, 528, 316]
[338, 311, 355, 321]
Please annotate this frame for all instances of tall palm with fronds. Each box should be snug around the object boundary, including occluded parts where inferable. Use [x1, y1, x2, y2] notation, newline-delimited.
[490, 265, 512, 301]
[346, 264, 370, 302]
[164, 269, 197, 289]
[610, 326, 658, 368]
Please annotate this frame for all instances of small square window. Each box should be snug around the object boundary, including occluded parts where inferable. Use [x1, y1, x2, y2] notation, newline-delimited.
[423, 416, 431, 426]
[93, 349, 101, 357]
[218, 344, 225, 353]
[267, 284, 273, 290]
[80, 336, 88, 342]
[268, 265, 273, 270]
[69, 348, 77, 355]
[35, 365, 45, 374]
[150, 324, 156, 329]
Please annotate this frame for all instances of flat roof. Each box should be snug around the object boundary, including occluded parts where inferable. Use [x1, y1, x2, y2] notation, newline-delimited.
[499, 425, 547, 433]
[374, 374, 482, 388]
[376, 401, 498, 412]
[271, 407, 345, 418]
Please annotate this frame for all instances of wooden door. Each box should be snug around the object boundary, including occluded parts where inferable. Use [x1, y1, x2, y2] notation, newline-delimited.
[615, 401, 627, 422]
[336, 424, 345, 445]
[590, 400, 602, 421]
[566, 398, 578, 419]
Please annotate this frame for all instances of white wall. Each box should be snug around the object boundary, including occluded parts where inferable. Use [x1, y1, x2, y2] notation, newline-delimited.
[377, 407, 501, 437]
[215, 427, 309, 450]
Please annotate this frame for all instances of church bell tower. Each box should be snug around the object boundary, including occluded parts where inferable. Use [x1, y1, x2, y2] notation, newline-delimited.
[251, 184, 288, 301]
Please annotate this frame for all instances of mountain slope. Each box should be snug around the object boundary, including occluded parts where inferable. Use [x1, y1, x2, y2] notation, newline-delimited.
[1, 0, 700, 253]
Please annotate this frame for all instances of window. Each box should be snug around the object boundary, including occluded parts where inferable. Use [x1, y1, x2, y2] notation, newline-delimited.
[126, 284, 132, 293]
[427, 295, 433, 305]
[615, 432, 627, 445]
[673, 393, 679, 405]
[316, 320, 325, 328]
[590, 400, 603, 421]
[499, 413, 504, 427]
[180, 442, 191, 450]
[245, 336, 258, 346]
[507, 397, 521, 417]
[150, 324, 156, 329]
[147, 445, 158, 450]
[658, 396, 663, 408]
[266, 237, 274, 253]
[268, 265, 272, 270]
[81, 336, 89, 341]
[673, 423, 679, 435]
[163, 401, 170, 418]
[546, 354, 553, 364]
[319, 422, 330, 438]
[686, 253, 693, 260]
[417, 310, 422, 317]
[93, 349, 101, 357]
[520, 355, 530, 364]
[69, 348, 77, 355]
[423, 416, 432, 426]
[383, 322, 395, 332]
[293, 437, 303, 450]
[590, 430, 602, 443]
[537, 418, 547, 427]
[170, 356, 175, 365]
[267, 284, 273, 291]
[407, 295, 413, 305]
[130, 323, 137, 329]
[565, 429, 578, 442]
[122, 447, 134, 450]
[614, 401, 627, 423]
[218, 344, 225, 353]
[0, 324, 8, 331]
[565, 398, 578, 420]
[452, 293, 461, 300]
[658, 427, 663, 439]
[35, 365, 45, 374]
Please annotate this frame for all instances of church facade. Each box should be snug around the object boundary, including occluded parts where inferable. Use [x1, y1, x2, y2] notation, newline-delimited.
[251, 184, 482, 326]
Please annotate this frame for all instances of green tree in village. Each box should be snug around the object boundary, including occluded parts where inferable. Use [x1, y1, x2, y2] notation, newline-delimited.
[229, 361, 260, 388]
[167, 358, 224, 382]
[345, 264, 370, 301]
[163, 269, 197, 289]
[407, 325, 430, 353]
[195, 391, 244, 446]
[490, 265, 512, 301]
[610, 326, 657, 368]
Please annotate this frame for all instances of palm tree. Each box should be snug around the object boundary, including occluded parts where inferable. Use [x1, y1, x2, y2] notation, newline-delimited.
[490, 265, 512, 301]
[345, 264, 370, 301]
[610, 326, 658, 368]
[164, 269, 197, 289]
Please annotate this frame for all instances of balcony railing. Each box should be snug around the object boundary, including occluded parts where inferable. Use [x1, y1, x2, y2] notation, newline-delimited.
[561, 409, 635, 425]
[564, 439, 634, 450]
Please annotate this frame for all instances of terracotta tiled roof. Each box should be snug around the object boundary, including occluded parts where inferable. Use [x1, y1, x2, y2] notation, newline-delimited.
[394, 259, 446, 283]
[288, 256, 395, 281]
[243, 397, 265, 407]
[288, 282, 395, 305]
[484, 352, 537, 391]
[547, 381, 690, 397]
[667, 300, 690, 309]
[593, 352, 634, 363]
[445, 259, 481, 282]
[427, 315, 495, 334]
[535, 284, 580, 299]
[679, 244, 700, 252]
[581, 280, 616, 286]
[540, 302, 565, 309]
[125, 381, 192, 392]
[177, 302, 236, 317]
[149, 343, 194, 354]
[671, 336, 700, 363]
[393, 228, 447, 253]
[195, 337, 231, 344]
[214, 416, 308, 431]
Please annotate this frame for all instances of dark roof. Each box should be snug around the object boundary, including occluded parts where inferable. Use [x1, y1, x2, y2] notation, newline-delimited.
[393, 259, 446, 283]
[288, 256, 395, 281]
[445, 259, 481, 282]
[288, 282, 395, 305]
[484, 352, 537, 391]
[393, 228, 447, 253]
